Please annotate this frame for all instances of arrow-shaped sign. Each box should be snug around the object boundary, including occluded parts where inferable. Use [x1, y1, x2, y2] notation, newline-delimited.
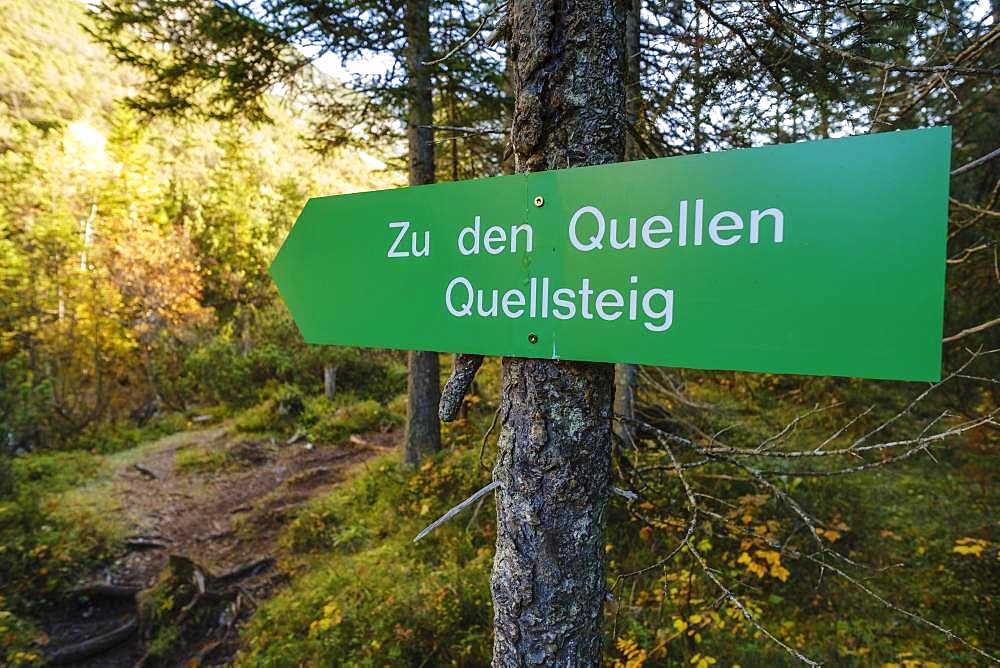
[271, 127, 950, 381]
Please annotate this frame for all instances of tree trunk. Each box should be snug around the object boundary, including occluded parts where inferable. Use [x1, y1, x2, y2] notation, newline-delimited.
[493, 1, 626, 664]
[403, 0, 441, 464]
[613, 362, 637, 442]
[405, 350, 440, 464]
[323, 364, 337, 400]
[624, 0, 642, 162]
[616, 0, 642, 439]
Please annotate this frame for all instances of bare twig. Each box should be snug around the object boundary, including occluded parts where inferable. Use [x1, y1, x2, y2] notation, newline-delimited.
[611, 486, 638, 502]
[951, 146, 1000, 177]
[413, 480, 499, 543]
[418, 124, 505, 136]
[423, 5, 498, 65]
[943, 315, 1000, 343]
[666, 435, 821, 666]
[688, 543, 821, 666]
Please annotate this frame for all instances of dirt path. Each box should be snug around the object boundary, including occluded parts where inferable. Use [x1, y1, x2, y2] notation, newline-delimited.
[42, 425, 395, 666]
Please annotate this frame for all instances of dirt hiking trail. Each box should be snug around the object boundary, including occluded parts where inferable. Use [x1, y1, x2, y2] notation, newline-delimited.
[42, 424, 395, 666]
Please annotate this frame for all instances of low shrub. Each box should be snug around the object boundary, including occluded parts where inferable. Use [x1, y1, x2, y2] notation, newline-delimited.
[308, 399, 390, 444]
[235, 384, 305, 434]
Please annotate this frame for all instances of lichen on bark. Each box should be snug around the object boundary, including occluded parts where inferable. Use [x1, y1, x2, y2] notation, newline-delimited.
[494, 0, 627, 664]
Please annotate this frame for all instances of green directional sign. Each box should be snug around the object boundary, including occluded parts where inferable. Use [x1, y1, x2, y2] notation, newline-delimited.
[270, 127, 950, 381]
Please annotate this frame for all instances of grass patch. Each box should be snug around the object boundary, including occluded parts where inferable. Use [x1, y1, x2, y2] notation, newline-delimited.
[237, 429, 498, 665]
[236, 388, 404, 445]
[175, 446, 230, 473]
[237, 361, 998, 666]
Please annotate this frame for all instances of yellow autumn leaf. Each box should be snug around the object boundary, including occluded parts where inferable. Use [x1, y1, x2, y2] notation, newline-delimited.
[815, 527, 841, 542]
[953, 537, 987, 557]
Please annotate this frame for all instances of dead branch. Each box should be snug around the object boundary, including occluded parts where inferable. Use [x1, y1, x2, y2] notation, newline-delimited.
[422, 11, 491, 66]
[479, 405, 501, 473]
[413, 480, 499, 543]
[439, 353, 484, 422]
[419, 124, 505, 135]
[951, 145, 1000, 177]
[943, 315, 1000, 343]
[668, 434, 821, 666]
[610, 486, 638, 502]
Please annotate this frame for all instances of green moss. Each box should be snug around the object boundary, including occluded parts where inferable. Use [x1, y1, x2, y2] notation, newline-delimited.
[146, 625, 180, 662]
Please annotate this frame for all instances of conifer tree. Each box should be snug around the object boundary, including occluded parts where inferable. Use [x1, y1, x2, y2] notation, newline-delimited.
[91, 0, 507, 462]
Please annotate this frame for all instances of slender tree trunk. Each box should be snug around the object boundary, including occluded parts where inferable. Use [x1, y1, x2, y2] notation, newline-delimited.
[692, 8, 705, 152]
[615, 0, 642, 439]
[816, 6, 830, 138]
[613, 362, 637, 441]
[403, 0, 442, 465]
[323, 364, 337, 400]
[493, 1, 626, 664]
[624, 0, 642, 162]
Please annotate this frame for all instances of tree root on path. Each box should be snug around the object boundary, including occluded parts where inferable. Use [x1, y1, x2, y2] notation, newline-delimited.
[67, 583, 141, 600]
[135, 554, 274, 666]
[46, 618, 138, 665]
[46, 554, 274, 667]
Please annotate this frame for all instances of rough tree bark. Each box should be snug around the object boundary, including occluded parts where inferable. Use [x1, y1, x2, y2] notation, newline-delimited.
[614, 0, 641, 441]
[492, 1, 626, 664]
[403, 0, 441, 465]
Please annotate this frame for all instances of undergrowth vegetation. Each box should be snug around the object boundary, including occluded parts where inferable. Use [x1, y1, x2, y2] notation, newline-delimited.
[0, 451, 122, 664]
[238, 447, 497, 666]
[235, 385, 406, 444]
[236, 360, 998, 667]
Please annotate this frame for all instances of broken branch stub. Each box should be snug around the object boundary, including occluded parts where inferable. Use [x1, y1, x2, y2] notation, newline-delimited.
[439, 353, 484, 421]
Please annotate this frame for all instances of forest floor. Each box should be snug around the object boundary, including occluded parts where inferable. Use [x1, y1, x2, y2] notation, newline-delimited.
[40, 424, 395, 666]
